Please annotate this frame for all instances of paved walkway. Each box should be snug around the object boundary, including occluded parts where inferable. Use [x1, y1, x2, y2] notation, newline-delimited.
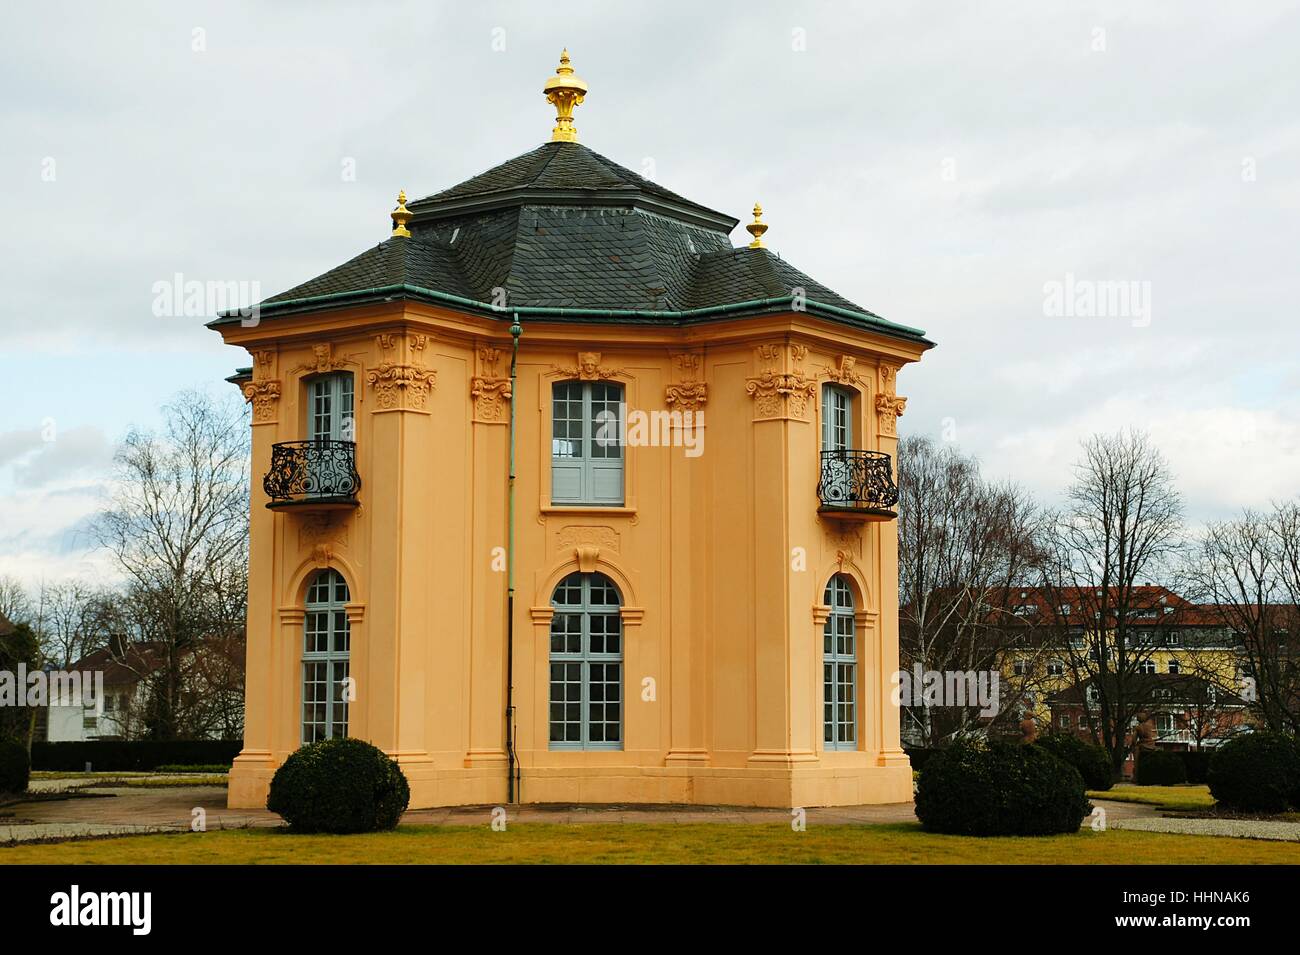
[2, 782, 919, 843]
[7, 784, 1299, 846]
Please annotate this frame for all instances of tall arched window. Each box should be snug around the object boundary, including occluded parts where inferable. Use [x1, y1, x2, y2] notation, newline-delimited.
[549, 572, 623, 749]
[303, 569, 350, 743]
[823, 574, 857, 750]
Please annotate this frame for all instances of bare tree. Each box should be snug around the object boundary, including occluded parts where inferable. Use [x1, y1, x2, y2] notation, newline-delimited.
[897, 436, 1048, 745]
[95, 390, 249, 740]
[1040, 430, 1184, 777]
[1186, 505, 1300, 734]
[0, 576, 32, 625]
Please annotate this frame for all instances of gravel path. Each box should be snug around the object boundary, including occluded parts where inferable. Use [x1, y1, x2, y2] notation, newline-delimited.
[1108, 816, 1300, 842]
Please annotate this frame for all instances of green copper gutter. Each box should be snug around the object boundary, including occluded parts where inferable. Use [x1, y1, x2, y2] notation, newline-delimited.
[211, 282, 930, 343]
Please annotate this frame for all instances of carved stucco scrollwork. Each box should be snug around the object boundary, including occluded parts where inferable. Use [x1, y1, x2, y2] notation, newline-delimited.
[665, 352, 708, 411]
[557, 525, 619, 552]
[470, 346, 513, 422]
[242, 380, 281, 423]
[291, 342, 363, 376]
[367, 333, 437, 411]
[549, 351, 626, 381]
[823, 354, 867, 387]
[745, 342, 816, 420]
[875, 363, 907, 437]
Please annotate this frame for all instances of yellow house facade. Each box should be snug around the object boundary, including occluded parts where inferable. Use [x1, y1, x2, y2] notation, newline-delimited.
[212, 53, 933, 810]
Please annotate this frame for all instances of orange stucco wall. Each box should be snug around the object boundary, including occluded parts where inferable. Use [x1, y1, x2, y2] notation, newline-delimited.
[220, 301, 926, 808]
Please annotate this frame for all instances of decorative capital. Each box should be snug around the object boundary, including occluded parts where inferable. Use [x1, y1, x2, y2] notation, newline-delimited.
[241, 379, 281, 423]
[666, 352, 708, 411]
[746, 342, 816, 420]
[391, 190, 412, 238]
[746, 202, 768, 249]
[368, 333, 436, 411]
[875, 393, 907, 436]
[543, 48, 587, 143]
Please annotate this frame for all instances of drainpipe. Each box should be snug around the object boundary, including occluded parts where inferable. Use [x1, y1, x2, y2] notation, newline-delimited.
[506, 314, 522, 803]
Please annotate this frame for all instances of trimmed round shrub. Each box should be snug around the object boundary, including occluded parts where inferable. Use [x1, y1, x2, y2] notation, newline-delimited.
[1208, 732, 1300, 814]
[0, 739, 30, 795]
[915, 739, 1091, 836]
[1034, 733, 1114, 791]
[1135, 748, 1187, 786]
[267, 738, 410, 833]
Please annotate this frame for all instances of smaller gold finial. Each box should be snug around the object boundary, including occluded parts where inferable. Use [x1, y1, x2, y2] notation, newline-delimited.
[543, 48, 588, 143]
[391, 190, 412, 238]
[746, 202, 768, 249]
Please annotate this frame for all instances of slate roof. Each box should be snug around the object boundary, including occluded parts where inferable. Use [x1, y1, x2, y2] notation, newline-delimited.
[220, 142, 928, 344]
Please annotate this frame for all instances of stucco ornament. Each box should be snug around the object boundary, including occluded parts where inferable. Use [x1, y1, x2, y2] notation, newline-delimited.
[470, 346, 513, 422]
[367, 333, 437, 410]
[746, 342, 816, 420]
[665, 353, 708, 411]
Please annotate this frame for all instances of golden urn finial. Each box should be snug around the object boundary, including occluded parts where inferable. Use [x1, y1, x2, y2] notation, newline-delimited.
[391, 190, 412, 238]
[746, 202, 768, 249]
[543, 48, 588, 143]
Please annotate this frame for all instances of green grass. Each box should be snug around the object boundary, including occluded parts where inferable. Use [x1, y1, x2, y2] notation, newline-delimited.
[3, 822, 1298, 864]
[30, 771, 228, 788]
[1089, 784, 1215, 812]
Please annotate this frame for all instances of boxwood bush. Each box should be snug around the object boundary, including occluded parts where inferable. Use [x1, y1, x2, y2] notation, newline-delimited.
[1135, 748, 1188, 785]
[915, 739, 1091, 836]
[1034, 733, 1114, 791]
[1179, 749, 1212, 784]
[267, 737, 410, 834]
[1208, 732, 1300, 814]
[31, 740, 240, 772]
[0, 739, 30, 794]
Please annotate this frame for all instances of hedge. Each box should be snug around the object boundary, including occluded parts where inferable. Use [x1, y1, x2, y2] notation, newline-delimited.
[0, 739, 30, 794]
[31, 740, 241, 772]
[1208, 732, 1300, 813]
[904, 747, 939, 772]
[915, 739, 1091, 836]
[1135, 747, 1187, 785]
[1033, 733, 1114, 791]
[1179, 749, 1212, 785]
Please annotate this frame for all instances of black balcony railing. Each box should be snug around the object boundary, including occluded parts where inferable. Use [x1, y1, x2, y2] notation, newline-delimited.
[817, 449, 899, 519]
[264, 439, 360, 509]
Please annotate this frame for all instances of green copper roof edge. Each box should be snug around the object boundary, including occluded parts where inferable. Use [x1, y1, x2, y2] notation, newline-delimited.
[209, 282, 929, 341]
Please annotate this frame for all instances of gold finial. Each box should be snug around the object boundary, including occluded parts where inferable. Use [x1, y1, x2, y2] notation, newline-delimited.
[543, 48, 588, 143]
[746, 202, 768, 249]
[391, 190, 412, 238]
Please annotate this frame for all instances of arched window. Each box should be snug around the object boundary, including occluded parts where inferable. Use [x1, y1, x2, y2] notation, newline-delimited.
[303, 569, 350, 743]
[549, 572, 623, 749]
[823, 574, 857, 750]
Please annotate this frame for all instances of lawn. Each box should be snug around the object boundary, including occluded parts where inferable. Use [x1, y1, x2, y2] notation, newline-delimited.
[1089, 784, 1215, 812]
[4, 822, 1298, 864]
[30, 772, 229, 789]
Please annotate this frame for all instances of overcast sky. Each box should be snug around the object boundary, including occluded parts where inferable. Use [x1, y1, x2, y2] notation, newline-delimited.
[2, 1, 1298, 588]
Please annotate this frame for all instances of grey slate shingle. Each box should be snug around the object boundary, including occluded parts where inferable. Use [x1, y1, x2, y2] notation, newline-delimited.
[254, 142, 914, 339]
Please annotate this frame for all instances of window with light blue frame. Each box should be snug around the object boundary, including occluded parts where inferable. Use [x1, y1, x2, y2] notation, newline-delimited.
[823, 574, 858, 750]
[302, 569, 350, 743]
[551, 381, 624, 504]
[549, 572, 623, 749]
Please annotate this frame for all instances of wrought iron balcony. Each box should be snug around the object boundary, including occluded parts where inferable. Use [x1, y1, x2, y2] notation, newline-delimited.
[264, 440, 360, 510]
[817, 449, 899, 521]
